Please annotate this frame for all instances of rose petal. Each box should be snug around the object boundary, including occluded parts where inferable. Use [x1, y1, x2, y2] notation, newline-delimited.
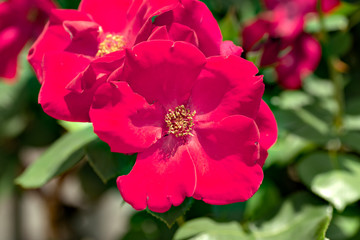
[154, 0, 222, 56]
[122, 41, 206, 109]
[255, 100, 278, 167]
[79, 0, 132, 32]
[190, 55, 264, 121]
[90, 81, 164, 154]
[63, 20, 100, 56]
[220, 41, 243, 57]
[167, 23, 199, 47]
[0, 27, 23, 79]
[148, 25, 170, 40]
[242, 18, 269, 51]
[256, 100, 278, 150]
[40, 52, 91, 121]
[189, 115, 262, 204]
[79, 0, 178, 34]
[67, 50, 125, 93]
[117, 135, 196, 213]
[28, 9, 92, 82]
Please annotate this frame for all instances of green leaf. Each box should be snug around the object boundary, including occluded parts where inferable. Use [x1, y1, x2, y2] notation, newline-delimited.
[244, 179, 282, 221]
[147, 197, 194, 228]
[175, 193, 332, 240]
[265, 132, 312, 168]
[297, 152, 360, 211]
[327, 207, 360, 240]
[16, 127, 98, 188]
[341, 131, 360, 153]
[219, 8, 240, 44]
[327, 31, 353, 57]
[211, 202, 246, 222]
[58, 120, 93, 132]
[174, 217, 253, 240]
[306, 14, 348, 33]
[271, 91, 314, 110]
[344, 116, 360, 131]
[251, 192, 333, 240]
[85, 139, 136, 183]
[274, 108, 331, 145]
[303, 76, 334, 98]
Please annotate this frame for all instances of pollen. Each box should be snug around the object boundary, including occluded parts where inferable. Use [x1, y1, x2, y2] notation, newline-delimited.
[96, 33, 125, 57]
[165, 105, 196, 138]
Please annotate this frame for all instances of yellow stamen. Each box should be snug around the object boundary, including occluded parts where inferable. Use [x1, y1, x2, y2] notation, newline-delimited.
[165, 105, 196, 137]
[96, 33, 125, 57]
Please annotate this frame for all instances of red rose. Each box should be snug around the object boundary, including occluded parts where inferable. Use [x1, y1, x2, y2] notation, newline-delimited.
[90, 41, 277, 212]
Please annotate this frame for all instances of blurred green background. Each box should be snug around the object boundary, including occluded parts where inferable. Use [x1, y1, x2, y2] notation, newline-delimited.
[1, 0, 360, 239]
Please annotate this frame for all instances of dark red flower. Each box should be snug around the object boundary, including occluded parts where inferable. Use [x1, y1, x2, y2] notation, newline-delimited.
[0, 0, 54, 81]
[90, 41, 277, 212]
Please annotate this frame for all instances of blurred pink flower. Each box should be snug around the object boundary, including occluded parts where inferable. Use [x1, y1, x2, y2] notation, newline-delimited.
[90, 40, 277, 212]
[0, 0, 55, 81]
[30, 0, 240, 122]
[242, 0, 327, 89]
[264, 0, 340, 14]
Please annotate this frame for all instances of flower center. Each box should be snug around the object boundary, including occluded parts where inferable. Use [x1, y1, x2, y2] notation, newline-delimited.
[165, 105, 196, 138]
[96, 33, 125, 57]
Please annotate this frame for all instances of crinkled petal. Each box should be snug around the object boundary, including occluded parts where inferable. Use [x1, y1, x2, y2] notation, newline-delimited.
[190, 55, 264, 122]
[167, 23, 199, 47]
[190, 115, 262, 204]
[79, 0, 178, 35]
[154, 0, 222, 56]
[39, 52, 91, 121]
[118, 135, 196, 212]
[90, 81, 164, 154]
[148, 25, 170, 40]
[122, 40, 206, 109]
[67, 50, 125, 93]
[28, 9, 92, 82]
[63, 20, 100, 56]
[220, 41, 243, 57]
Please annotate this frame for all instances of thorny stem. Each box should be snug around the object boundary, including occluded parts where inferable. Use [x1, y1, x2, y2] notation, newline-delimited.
[317, 0, 345, 169]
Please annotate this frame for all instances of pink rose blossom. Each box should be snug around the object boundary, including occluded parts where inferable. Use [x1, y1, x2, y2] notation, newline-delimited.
[0, 0, 54, 81]
[90, 40, 277, 212]
[29, 0, 241, 122]
[242, 0, 322, 89]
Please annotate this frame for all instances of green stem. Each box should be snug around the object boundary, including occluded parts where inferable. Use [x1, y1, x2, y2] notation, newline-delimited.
[318, 0, 345, 135]
[318, 0, 345, 169]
